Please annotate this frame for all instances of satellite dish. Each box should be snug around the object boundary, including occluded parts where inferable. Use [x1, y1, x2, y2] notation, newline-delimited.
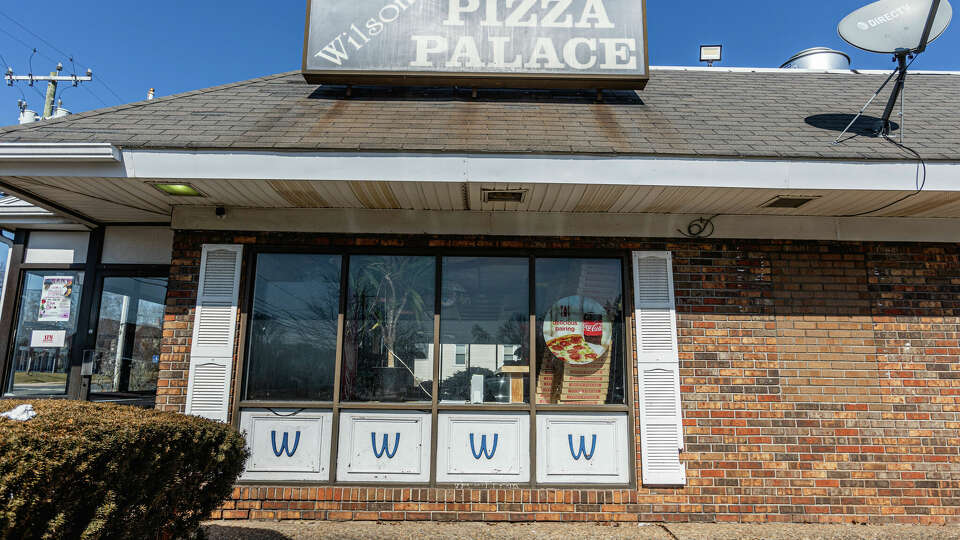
[834, 0, 953, 142]
[839, 0, 953, 53]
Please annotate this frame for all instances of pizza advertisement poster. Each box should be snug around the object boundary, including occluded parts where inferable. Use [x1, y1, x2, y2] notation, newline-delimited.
[542, 295, 612, 365]
[38, 276, 74, 323]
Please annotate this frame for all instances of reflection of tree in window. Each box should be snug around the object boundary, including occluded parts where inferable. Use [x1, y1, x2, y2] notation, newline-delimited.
[342, 256, 435, 402]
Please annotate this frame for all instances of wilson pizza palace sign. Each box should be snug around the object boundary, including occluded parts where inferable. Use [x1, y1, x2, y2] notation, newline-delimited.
[302, 0, 649, 89]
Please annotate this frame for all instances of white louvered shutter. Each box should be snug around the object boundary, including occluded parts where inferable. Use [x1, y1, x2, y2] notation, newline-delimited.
[633, 251, 686, 486]
[185, 244, 243, 421]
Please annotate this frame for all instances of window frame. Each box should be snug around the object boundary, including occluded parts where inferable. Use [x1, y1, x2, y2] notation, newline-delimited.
[85, 268, 171, 406]
[0, 228, 172, 404]
[232, 244, 638, 489]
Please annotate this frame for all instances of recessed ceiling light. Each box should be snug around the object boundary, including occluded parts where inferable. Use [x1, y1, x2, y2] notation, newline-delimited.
[761, 195, 820, 209]
[482, 189, 527, 203]
[151, 183, 205, 197]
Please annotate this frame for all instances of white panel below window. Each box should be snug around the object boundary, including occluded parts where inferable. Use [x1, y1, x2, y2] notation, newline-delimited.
[536, 413, 629, 485]
[337, 410, 431, 483]
[437, 412, 529, 484]
[239, 409, 332, 482]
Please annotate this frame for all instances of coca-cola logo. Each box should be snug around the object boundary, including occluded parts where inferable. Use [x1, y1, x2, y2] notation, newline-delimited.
[584, 320, 602, 336]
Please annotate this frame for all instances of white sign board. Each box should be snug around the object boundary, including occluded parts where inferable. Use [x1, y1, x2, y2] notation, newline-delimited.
[536, 412, 629, 484]
[437, 412, 530, 483]
[303, 0, 649, 89]
[337, 410, 431, 483]
[239, 409, 333, 482]
[30, 330, 66, 348]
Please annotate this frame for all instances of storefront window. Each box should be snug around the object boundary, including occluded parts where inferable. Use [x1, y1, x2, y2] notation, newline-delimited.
[535, 258, 625, 405]
[236, 250, 636, 487]
[5, 271, 84, 397]
[439, 257, 529, 403]
[341, 255, 435, 402]
[244, 254, 341, 401]
[89, 277, 168, 406]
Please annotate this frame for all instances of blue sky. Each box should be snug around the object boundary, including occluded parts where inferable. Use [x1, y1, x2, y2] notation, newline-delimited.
[0, 1, 956, 125]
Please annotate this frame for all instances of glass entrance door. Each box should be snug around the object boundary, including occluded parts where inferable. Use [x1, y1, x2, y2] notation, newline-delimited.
[88, 277, 167, 407]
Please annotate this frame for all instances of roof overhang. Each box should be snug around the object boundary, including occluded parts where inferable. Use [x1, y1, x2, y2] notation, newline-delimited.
[0, 143, 120, 162]
[1, 147, 957, 190]
[1, 145, 959, 241]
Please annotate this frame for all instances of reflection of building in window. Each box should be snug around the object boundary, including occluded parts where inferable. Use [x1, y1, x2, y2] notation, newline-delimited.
[500, 344, 519, 369]
[413, 343, 433, 383]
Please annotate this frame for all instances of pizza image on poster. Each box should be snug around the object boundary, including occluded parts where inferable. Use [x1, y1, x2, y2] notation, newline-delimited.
[542, 295, 612, 365]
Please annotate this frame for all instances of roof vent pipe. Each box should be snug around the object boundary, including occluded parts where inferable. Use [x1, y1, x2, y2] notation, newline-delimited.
[780, 47, 851, 70]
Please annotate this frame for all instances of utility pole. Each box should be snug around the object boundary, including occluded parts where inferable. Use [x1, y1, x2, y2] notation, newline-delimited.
[5, 63, 93, 119]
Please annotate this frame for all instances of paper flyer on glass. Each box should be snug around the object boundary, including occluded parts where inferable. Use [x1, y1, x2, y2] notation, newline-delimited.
[38, 276, 73, 322]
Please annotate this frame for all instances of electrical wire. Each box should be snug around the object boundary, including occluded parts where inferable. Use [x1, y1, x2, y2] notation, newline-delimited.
[841, 136, 926, 217]
[0, 52, 27, 103]
[0, 27, 57, 64]
[82, 84, 108, 107]
[0, 10, 126, 103]
[835, 51, 926, 218]
[0, 10, 69, 59]
[94, 78, 124, 103]
[678, 215, 718, 238]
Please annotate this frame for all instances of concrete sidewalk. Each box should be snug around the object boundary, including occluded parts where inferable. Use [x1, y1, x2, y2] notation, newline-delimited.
[202, 521, 960, 540]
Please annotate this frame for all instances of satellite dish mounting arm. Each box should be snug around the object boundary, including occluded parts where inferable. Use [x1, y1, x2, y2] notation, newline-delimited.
[879, 50, 910, 136]
[880, 0, 941, 136]
[916, 0, 943, 53]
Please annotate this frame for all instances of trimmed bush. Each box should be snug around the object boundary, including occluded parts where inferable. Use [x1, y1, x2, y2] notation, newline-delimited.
[0, 400, 248, 540]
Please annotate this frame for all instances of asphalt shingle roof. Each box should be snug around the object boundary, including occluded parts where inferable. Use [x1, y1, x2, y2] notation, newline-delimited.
[1, 68, 958, 161]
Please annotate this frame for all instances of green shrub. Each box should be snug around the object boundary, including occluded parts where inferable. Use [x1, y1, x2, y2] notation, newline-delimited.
[0, 400, 248, 540]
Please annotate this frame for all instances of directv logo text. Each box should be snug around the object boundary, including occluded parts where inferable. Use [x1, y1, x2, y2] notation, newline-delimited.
[857, 3, 912, 30]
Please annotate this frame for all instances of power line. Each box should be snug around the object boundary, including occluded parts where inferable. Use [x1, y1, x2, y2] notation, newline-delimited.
[0, 27, 56, 64]
[0, 9, 126, 104]
[95, 77, 123, 103]
[83, 85, 108, 107]
[0, 10, 70, 59]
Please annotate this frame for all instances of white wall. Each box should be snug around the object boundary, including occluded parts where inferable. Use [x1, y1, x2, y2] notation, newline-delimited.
[101, 227, 173, 265]
[24, 231, 89, 264]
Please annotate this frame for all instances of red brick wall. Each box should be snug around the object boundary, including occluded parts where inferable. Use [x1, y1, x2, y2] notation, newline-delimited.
[159, 231, 960, 524]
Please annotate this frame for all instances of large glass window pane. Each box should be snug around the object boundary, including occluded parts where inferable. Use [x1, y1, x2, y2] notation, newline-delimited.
[535, 259, 625, 405]
[342, 255, 435, 402]
[5, 271, 84, 397]
[89, 277, 167, 407]
[440, 257, 529, 404]
[244, 254, 341, 401]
